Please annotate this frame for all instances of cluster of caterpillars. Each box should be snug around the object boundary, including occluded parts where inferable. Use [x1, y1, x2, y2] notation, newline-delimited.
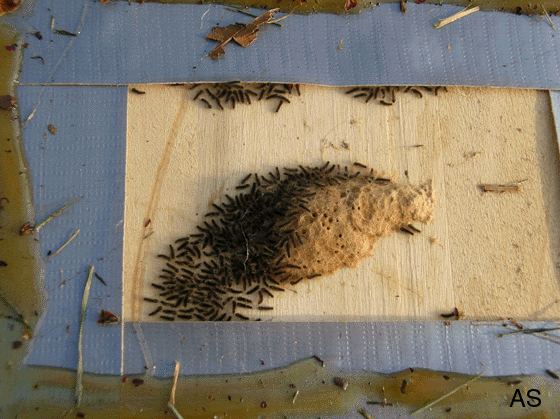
[345, 85, 448, 106]
[145, 162, 431, 321]
[189, 82, 301, 112]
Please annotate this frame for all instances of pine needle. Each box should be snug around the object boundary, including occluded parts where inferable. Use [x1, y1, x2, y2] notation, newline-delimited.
[498, 327, 560, 337]
[76, 265, 94, 406]
[47, 229, 80, 260]
[34, 196, 83, 232]
[411, 371, 486, 415]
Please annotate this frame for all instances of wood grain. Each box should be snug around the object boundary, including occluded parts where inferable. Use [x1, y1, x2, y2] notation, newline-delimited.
[124, 85, 560, 322]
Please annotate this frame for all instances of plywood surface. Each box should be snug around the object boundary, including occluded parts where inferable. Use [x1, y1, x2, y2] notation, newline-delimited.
[124, 85, 560, 322]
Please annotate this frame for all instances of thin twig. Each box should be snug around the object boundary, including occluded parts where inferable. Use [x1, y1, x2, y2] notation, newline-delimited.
[76, 266, 94, 406]
[225, 7, 283, 27]
[498, 327, 560, 337]
[479, 183, 521, 193]
[94, 272, 107, 286]
[34, 197, 83, 232]
[0, 294, 31, 330]
[47, 229, 80, 260]
[411, 371, 485, 415]
[433, 5, 480, 29]
[541, 4, 558, 33]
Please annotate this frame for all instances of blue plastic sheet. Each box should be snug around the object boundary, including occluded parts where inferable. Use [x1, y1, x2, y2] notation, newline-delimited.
[17, 0, 560, 88]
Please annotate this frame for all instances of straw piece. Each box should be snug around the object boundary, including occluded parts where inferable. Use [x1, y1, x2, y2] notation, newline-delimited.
[170, 361, 180, 405]
[434, 6, 480, 29]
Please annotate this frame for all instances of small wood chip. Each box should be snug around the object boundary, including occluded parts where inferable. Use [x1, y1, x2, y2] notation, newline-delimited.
[479, 183, 521, 193]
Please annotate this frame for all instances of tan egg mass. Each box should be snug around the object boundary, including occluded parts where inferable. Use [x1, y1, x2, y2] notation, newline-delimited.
[282, 176, 434, 280]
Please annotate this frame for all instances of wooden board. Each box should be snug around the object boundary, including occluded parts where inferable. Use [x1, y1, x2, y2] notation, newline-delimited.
[124, 85, 560, 322]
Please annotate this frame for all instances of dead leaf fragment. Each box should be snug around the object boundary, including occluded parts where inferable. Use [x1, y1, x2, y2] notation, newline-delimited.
[344, 0, 358, 11]
[97, 310, 119, 325]
[206, 24, 244, 44]
[206, 8, 280, 59]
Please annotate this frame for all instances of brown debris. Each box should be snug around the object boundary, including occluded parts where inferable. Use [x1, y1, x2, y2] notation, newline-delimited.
[47, 124, 57, 135]
[97, 310, 119, 325]
[31, 56, 45, 65]
[19, 222, 33, 236]
[545, 369, 560, 380]
[479, 183, 521, 193]
[206, 9, 280, 59]
[508, 318, 523, 329]
[132, 378, 144, 387]
[344, 0, 358, 11]
[0, 0, 22, 17]
[440, 307, 462, 320]
[400, 379, 407, 394]
[440, 307, 459, 319]
[0, 95, 16, 111]
[334, 377, 349, 390]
